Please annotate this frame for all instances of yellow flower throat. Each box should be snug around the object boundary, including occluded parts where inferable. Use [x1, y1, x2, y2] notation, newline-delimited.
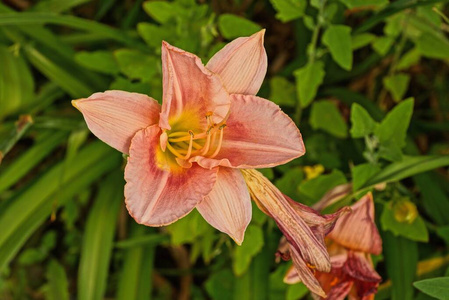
[163, 112, 226, 162]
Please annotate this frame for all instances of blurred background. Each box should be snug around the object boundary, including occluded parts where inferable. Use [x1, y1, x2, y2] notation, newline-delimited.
[0, 0, 449, 299]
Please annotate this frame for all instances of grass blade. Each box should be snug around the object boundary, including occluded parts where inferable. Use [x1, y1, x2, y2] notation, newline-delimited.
[117, 224, 156, 300]
[46, 259, 70, 300]
[0, 141, 121, 271]
[78, 172, 123, 300]
[0, 130, 68, 193]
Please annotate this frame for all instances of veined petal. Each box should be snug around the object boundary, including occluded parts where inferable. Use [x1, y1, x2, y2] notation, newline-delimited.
[72, 90, 160, 154]
[206, 30, 267, 95]
[313, 183, 353, 211]
[289, 246, 327, 298]
[328, 193, 382, 255]
[286, 195, 351, 237]
[242, 169, 331, 272]
[194, 94, 305, 169]
[196, 168, 251, 245]
[314, 271, 353, 300]
[125, 125, 218, 226]
[346, 251, 381, 299]
[343, 251, 381, 283]
[159, 42, 230, 130]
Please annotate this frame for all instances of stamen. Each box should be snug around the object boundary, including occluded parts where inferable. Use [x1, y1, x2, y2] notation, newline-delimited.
[209, 124, 225, 158]
[182, 130, 195, 160]
[168, 131, 189, 138]
[169, 132, 207, 143]
[166, 142, 184, 159]
[199, 130, 212, 155]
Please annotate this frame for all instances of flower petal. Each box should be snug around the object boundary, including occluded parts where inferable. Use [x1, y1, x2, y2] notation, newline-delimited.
[343, 251, 381, 283]
[159, 42, 230, 130]
[242, 169, 331, 272]
[72, 90, 160, 154]
[194, 94, 305, 169]
[286, 194, 351, 237]
[124, 125, 218, 226]
[312, 183, 353, 211]
[196, 168, 251, 245]
[345, 251, 381, 299]
[328, 193, 382, 255]
[288, 246, 327, 298]
[206, 30, 267, 95]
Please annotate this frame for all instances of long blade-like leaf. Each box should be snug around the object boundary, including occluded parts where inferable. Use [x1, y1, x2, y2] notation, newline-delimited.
[77, 171, 123, 300]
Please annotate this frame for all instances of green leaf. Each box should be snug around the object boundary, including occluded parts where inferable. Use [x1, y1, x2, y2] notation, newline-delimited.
[381, 203, 428, 242]
[116, 224, 156, 300]
[24, 45, 93, 98]
[352, 33, 376, 50]
[361, 155, 449, 189]
[298, 169, 347, 205]
[0, 119, 34, 166]
[286, 283, 308, 300]
[350, 103, 378, 138]
[32, 0, 90, 13]
[142, 1, 177, 24]
[275, 168, 304, 200]
[46, 260, 69, 300]
[75, 51, 119, 75]
[269, 0, 306, 22]
[109, 77, 152, 95]
[437, 226, 449, 245]
[414, 173, 449, 225]
[166, 209, 212, 245]
[0, 12, 142, 48]
[0, 46, 35, 118]
[383, 74, 410, 102]
[322, 25, 353, 71]
[137, 22, 175, 49]
[375, 98, 414, 159]
[294, 61, 325, 108]
[233, 225, 264, 276]
[114, 49, 158, 81]
[0, 142, 121, 271]
[372, 36, 394, 56]
[205, 269, 235, 300]
[352, 163, 381, 191]
[78, 173, 123, 300]
[218, 14, 261, 39]
[416, 33, 449, 59]
[339, 0, 388, 9]
[310, 100, 348, 138]
[414, 277, 449, 300]
[383, 232, 418, 300]
[269, 76, 296, 106]
[396, 48, 421, 70]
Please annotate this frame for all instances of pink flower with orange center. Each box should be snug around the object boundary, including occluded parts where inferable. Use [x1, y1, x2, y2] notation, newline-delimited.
[72, 30, 305, 244]
[284, 193, 383, 299]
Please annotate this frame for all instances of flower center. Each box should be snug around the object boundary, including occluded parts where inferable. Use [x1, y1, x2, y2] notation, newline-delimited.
[164, 112, 226, 162]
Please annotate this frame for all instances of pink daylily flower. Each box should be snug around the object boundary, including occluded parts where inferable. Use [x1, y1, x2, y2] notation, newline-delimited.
[72, 30, 305, 244]
[285, 193, 383, 299]
[242, 169, 349, 297]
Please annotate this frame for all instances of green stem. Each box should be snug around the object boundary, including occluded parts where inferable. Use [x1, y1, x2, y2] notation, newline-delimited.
[309, 0, 327, 64]
[0, 115, 33, 164]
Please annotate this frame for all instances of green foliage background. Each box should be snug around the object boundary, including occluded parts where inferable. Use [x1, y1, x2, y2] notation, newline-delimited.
[0, 0, 449, 299]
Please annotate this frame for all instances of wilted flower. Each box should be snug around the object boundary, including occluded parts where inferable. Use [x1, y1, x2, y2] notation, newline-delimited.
[285, 193, 382, 299]
[73, 31, 305, 244]
[242, 169, 349, 297]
